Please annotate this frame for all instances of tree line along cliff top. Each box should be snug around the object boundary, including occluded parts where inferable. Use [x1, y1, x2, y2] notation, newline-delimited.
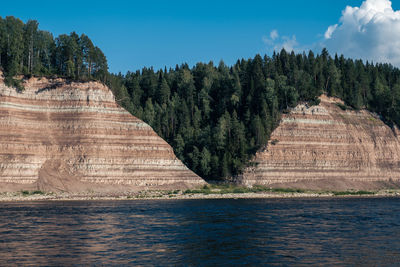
[0, 16, 108, 90]
[1, 16, 400, 181]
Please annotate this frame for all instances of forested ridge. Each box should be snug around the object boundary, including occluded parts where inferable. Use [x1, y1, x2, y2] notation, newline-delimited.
[110, 49, 400, 180]
[1, 17, 400, 181]
[0, 16, 108, 90]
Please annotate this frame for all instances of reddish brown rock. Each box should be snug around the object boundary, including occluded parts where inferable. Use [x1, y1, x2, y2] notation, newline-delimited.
[242, 95, 400, 190]
[0, 76, 205, 193]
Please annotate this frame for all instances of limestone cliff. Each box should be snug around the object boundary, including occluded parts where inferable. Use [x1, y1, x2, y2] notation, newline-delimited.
[0, 76, 205, 193]
[242, 95, 400, 190]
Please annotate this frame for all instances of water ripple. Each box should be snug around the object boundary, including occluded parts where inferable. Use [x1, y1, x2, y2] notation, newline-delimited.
[0, 198, 399, 265]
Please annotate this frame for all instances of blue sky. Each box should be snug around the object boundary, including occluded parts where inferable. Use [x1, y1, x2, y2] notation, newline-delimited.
[1, 0, 400, 73]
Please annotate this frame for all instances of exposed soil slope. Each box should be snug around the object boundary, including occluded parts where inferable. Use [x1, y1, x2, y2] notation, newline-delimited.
[0, 76, 205, 193]
[242, 95, 400, 190]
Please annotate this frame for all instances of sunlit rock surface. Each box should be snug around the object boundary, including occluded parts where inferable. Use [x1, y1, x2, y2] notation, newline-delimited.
[242, 95, 400, 190]
[0, 76, 205, 193]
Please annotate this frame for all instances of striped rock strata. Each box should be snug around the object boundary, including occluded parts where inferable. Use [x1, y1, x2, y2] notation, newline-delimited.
[242, 95, 400, 190]
[0, 76, 205, 193]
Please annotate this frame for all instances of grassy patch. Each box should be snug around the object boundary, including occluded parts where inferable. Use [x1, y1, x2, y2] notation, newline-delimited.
[336, 102, 348, 111]
[183, 184, 306, 195]
[21, 190, 45, 196]
[332, 190, 376, 196]
[183, 185, 378, 197]
[128, 186, 381, 199]
[165, 190, 181, 196]
[270, 188, 306, 193]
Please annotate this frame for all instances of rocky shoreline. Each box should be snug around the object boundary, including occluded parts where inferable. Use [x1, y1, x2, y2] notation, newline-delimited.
[1, 190, 400, 202]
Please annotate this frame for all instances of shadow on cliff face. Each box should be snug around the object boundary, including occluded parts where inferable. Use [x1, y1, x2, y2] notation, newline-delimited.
[37, 159, 85, 193]
[35, 159, 133, 194]
[35, 81, 65, 94]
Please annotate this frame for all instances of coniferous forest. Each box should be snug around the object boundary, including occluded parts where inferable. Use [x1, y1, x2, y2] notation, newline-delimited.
[0, 16, 108, 90]
[109, 50, 400, 180]
[2, 17, 400, 181]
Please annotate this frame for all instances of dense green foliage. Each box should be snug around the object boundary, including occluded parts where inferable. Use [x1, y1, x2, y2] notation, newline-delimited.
[109, 48, 400, 180]
[0, 16, 108, 88]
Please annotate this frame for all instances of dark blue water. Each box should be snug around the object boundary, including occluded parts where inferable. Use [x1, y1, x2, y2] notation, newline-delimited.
[1, 198, 400, 266]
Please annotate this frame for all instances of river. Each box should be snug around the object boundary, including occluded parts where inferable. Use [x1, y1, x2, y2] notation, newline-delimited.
[1, 198, 399, 265]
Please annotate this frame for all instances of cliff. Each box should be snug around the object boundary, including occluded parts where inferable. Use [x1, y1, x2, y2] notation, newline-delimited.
[242, 95, 400, 190]
[0, 75, 205, 193]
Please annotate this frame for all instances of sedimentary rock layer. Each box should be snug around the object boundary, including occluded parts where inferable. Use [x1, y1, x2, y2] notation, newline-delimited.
[242, 95, 400, 189]
[0, 77, 205, 192]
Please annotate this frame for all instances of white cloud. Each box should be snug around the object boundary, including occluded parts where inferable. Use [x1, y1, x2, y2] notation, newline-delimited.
[270, 30, 279, 40]
[281, 35, 298, 52]
[324, 0, 400, 66]
[324, 24, 338, 39]
[263, 30, 300, 53]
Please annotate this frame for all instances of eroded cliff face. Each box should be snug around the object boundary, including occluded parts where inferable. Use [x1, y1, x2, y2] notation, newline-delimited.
[242, 95, 400, 190]
[0, 76, 205, 193]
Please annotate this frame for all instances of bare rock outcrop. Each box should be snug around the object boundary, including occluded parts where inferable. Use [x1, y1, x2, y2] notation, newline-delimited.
[0, 76, 205, 193]
[242, 95, 400, 190]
